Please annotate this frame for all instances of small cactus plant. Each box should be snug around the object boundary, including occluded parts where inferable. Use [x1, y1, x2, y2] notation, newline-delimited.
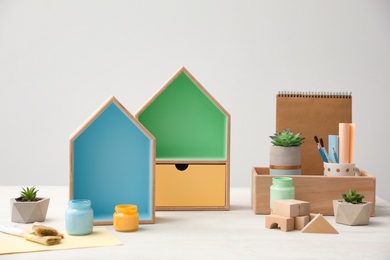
[11, 186, 50, 223]
[19, 186, 39, 202]
[270, 129, 304, 147]
[342, 189, 364, 204]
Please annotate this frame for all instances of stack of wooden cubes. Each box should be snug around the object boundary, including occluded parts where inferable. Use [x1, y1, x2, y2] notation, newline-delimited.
[265, 200, 310, 232]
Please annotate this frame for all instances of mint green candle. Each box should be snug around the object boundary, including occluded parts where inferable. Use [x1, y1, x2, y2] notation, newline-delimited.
[270, 177, 295, 210]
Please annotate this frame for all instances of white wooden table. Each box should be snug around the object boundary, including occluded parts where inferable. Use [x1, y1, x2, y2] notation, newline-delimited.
[1, 186, 389, 259]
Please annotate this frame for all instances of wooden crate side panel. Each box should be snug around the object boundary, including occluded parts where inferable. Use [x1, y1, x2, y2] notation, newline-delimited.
[252, 168, 272, 214]
[294, 176, 375, 215]
[252, 167, 376, 216]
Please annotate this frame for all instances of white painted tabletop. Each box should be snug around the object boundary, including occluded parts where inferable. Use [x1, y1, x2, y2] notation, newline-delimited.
[1, 186, 389, 259]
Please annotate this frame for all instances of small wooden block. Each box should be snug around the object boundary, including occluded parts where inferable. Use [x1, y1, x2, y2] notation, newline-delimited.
[272, 200, 299, 217]
[301, 214, 338, 234]
[294, 215, 310, 230]
[265, 214, 295, 232]
[272, 200, 310, 217]
[297, 201, 310, 216]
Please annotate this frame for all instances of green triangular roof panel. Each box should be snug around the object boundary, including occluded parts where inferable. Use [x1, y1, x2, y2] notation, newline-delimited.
[137, 67, 230, 161]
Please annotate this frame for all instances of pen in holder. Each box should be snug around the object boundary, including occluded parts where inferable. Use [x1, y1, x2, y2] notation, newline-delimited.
[323, 162, 360, 176]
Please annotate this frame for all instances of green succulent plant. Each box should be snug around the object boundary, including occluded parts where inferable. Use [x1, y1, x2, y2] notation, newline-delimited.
[342, 189, 364, 204]
[19, 186, 39, 201]
[270, 129, 304, 147]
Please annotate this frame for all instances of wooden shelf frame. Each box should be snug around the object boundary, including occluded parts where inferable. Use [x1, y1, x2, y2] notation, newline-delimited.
[136, 67, 231, 210]
[69, 96, 156, 224]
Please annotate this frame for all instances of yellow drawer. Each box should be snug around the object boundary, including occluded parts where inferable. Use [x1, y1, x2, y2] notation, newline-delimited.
[156, 164, 226, 208]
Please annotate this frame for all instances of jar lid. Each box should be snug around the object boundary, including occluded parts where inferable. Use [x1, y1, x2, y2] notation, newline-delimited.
[68, 199, 91, 208]
[115, 204, 137, 214]
[272, 177, 293, 185]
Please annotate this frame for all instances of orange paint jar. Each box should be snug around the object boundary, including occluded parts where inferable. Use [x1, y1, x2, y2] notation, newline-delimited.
[113, 204, 139, 232]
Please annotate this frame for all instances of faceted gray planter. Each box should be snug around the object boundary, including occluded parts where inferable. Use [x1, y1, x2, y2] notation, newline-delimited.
[10, 197, 50, 223]
[332, 200, 372, 226]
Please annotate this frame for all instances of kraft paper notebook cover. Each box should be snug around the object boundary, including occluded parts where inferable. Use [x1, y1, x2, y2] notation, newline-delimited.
[275, 91, 352, 175]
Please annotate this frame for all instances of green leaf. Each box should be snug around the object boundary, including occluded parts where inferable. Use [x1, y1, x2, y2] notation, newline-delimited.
[20, 186, 39, 201]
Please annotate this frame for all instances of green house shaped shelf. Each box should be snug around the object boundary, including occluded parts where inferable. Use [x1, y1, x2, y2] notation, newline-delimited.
[136, 67, 230, 210]
[69, 96, 155, 224]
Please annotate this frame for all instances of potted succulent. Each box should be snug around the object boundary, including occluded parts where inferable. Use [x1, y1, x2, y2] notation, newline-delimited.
[269, 129, 304, 175]
[333, 189, 372, 226]
[10, 186, 50, 223]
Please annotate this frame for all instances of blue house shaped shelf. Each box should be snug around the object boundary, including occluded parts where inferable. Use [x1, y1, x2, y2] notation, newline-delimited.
[69, 96, 155, 224]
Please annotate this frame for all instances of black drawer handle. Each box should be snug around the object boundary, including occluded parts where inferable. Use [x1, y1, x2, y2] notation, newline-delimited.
[175, 164, 189, 171]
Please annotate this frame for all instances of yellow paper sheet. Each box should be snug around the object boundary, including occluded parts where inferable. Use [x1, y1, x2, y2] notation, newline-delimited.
[0, 227, 122, 255]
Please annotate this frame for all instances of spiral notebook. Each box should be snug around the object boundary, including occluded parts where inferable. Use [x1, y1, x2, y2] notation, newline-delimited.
[276, 91, 352, 175]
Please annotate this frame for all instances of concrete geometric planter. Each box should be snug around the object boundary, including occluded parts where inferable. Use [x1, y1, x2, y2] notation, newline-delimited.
[10, 197, 50, 223]
[332, 200, 372, 226]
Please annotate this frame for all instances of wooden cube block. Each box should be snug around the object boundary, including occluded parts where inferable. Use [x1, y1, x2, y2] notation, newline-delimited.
[272, 200, 300, 217]
[272, 199, 310, 217]
[295, 215, 310, 230]
[297, 201, 310, 216]
[265, 214, 295, 232]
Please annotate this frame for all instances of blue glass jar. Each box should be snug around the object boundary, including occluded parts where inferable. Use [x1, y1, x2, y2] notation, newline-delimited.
[65, 199, 93, 236]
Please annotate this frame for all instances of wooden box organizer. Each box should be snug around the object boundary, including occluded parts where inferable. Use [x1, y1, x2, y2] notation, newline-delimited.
[136, 67, 230, 210]
[251, 167, 376, 216]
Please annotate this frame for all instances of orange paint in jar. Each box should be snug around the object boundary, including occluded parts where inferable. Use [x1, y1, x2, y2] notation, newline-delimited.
[113, 205, 139, 232]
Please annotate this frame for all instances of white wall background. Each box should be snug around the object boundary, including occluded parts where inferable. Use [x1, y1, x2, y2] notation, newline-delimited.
[1, 1, 389, 202]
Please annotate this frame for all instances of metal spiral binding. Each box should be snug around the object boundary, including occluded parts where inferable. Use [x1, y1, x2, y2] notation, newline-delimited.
[277, 91, 352, 98]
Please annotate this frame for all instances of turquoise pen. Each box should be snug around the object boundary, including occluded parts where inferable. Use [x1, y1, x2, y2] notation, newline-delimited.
[320, 138, 332, 163]
[314, 136, 328, 163]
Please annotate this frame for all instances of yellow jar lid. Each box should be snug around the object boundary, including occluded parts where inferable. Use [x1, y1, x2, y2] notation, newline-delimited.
[115, 204, 137, 214]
